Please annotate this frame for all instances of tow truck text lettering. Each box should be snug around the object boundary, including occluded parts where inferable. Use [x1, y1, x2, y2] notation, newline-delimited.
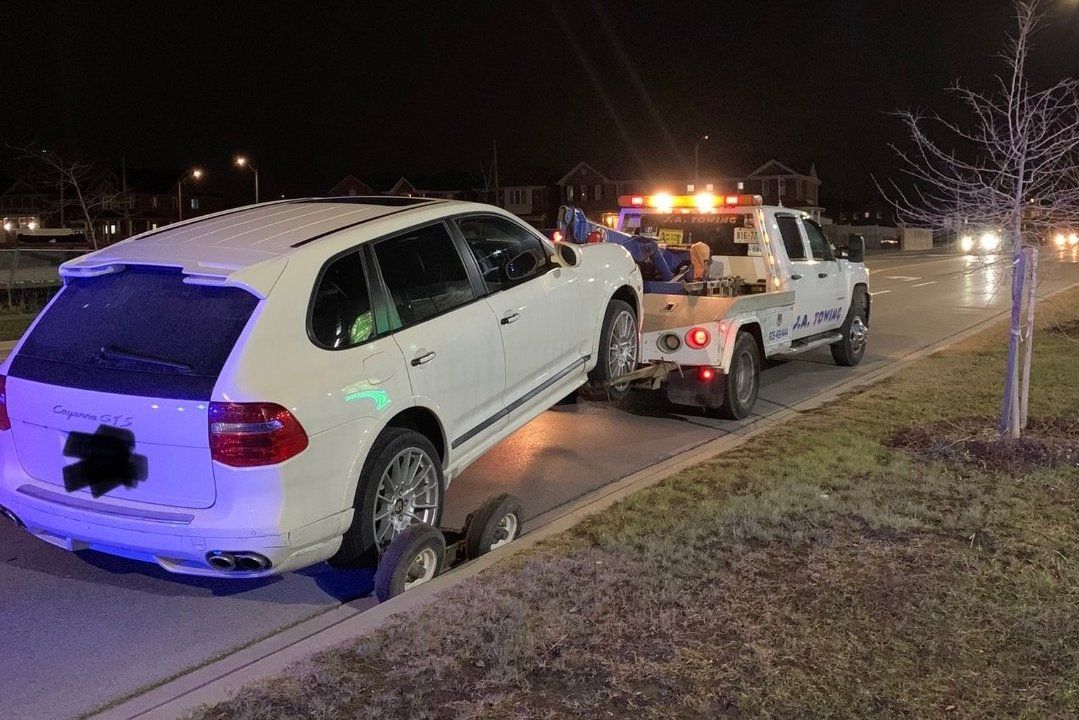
[792, 307, 843, 331]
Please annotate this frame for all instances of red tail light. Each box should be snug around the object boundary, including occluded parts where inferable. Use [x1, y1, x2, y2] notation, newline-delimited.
[0, 375, 10, 431]
[209, 402, 308, 467]
[685, 326, 711, 349]
[698, 367, 715, 382]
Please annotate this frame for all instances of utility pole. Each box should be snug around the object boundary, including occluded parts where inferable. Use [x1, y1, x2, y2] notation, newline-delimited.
[493, 139, 500, 207]
[694, 135, 710, 187]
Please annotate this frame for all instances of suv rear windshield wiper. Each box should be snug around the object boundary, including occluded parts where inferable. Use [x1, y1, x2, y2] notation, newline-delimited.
[99, 345, 192, 374]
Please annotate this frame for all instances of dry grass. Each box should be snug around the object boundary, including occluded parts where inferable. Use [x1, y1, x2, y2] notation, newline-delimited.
[193, 290, 1079, 720]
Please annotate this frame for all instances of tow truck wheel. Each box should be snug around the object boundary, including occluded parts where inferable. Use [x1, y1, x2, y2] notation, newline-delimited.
[831, 289, 869, 367]
[715, 332, 760, 420]
[588, 299, 639, 401]
[374, 523, 446, 602]
[465, 493, 524, 559]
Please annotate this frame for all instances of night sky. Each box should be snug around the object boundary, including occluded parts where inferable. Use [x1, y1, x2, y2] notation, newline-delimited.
[4, 1, 1079, 207]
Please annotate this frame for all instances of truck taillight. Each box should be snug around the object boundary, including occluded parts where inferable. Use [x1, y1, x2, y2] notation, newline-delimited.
[209, 402, 308, 467]
[0, 375, 9, 431]
[685, 327, 711, 349]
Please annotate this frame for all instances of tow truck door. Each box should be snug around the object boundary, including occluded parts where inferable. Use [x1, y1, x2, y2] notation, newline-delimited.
[801, 218, 847, 332]
[774, 214, 820, 340]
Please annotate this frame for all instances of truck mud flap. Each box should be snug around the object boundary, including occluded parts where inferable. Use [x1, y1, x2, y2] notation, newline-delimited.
[666, 371, 724, 409]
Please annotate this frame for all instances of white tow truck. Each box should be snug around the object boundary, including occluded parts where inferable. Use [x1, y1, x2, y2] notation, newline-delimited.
[558, 192, 870, 419]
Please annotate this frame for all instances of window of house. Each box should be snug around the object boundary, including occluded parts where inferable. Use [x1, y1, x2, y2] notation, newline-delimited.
[151, 196, 159, 209]
[310, 251, 374, 349]
[594, 184, 603, 200]
[778, 178, 786, 197]
[456, 215, 549, 292]
[775, 215, 807, 260]
[566, 185, 575, 201]
[580, 185, 588, 202]
[737, 181, 744, 191]
[803, 219, 833, 260]
[190, 198, 200, 210]
[373, 223, 475, 329]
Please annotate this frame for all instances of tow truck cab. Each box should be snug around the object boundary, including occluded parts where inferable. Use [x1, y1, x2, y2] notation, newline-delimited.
[561, 192, 870, 418]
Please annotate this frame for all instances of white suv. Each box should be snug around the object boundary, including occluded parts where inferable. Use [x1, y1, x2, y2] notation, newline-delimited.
[0, 198, 642, 577]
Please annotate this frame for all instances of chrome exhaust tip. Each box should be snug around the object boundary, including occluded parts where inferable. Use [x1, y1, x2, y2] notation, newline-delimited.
[234, 552, 271, 572]
[0, 505, 23, 527]
[206, 552, 237, 571]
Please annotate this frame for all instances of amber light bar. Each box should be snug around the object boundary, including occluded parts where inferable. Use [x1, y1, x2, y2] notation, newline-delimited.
[617, 193, 763, 210]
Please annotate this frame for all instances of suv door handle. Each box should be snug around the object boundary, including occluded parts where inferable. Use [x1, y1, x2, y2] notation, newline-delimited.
[500, 312, 520, 325]
[791, 273, 803, 280]
[411, 351, 436, 366]
[818, 272, 829, 278]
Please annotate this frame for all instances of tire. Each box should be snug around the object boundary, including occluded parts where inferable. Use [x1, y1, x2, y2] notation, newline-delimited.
[329, 428, 444, 568]
[465, 493, 524, 559]
[831, 289, 869, 367]
[374, 523, 445, 602]
[587, 299, 639, 401]
[715, 332, 760, 420]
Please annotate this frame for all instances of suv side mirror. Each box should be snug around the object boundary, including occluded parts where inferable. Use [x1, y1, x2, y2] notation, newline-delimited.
[552, 241, 582, 268]
[846, 235, 865, 263]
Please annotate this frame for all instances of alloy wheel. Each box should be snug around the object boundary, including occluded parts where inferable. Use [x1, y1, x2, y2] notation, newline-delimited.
[607, 310, 638, 386]
[373, 448, 440, 549]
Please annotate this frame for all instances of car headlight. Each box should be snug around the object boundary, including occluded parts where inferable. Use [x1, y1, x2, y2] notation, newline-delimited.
[959, 235, 974, 253]
[979, 232, 1000, 252]
[1056, 233, 1068, 248]
[1070, 233, 1079, 247]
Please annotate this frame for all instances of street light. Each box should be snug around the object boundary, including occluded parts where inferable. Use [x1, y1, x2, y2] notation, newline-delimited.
[177, 168, 204, 221]
[235, 155, 260, 204]
[694, 134, 710, 186]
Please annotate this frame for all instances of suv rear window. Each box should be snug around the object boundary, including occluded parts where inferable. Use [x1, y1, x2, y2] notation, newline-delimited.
[8, 266, 259, 400]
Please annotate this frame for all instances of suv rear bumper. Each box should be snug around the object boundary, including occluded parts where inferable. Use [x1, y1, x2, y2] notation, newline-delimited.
[0, 481, 351, 578]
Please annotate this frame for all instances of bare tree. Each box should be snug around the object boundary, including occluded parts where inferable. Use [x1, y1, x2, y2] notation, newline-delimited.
[882, 0, 1079, 439]
[9, 143, 122, 251]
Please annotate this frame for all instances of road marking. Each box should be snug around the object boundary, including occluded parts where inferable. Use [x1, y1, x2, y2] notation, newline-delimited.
[884, 275, 921, 281]
[868, 256, 957, 274]
[872, 290, 892, 295]
[912, 281, 937, 287]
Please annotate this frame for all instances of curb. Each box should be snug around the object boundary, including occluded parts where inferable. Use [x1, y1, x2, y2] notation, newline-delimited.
[84, 281, 1077, 720]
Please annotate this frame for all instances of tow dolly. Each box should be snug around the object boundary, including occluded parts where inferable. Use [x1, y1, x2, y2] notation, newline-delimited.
[374, 493, 525, 601]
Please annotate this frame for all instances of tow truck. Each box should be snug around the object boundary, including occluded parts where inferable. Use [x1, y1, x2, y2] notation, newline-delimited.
[558, 192, 870, 419]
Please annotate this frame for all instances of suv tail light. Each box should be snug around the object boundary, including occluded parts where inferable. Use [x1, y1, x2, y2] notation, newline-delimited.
[209, 402, 308, 467]
[0, 375, 10, 431]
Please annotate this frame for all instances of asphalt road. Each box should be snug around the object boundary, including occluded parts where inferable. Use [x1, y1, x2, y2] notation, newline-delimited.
[2, 248, 1076, 720]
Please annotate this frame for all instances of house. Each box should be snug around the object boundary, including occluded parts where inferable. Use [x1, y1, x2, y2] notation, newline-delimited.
[555, 161, 624, 218]
[493, 185, 554, 227]
[0, 168, 223, 245]
[326, 175, 374, 197]
[739, 160, 823, 221]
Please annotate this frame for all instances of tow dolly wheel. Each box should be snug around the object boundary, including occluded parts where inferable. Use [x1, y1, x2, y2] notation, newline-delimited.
[374, 523, 446, 602]
[465, 493, 524, 559]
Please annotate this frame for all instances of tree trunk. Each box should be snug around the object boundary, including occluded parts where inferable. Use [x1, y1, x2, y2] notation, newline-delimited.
[1019, 245, 1038, 430]
[999, 246, 1025, 439]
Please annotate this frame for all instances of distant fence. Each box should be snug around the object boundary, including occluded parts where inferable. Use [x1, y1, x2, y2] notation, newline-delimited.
[0, 248, 86, 306]
[825, 224, 933, 251]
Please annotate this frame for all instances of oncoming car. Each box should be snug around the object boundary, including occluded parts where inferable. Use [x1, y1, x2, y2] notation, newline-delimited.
[1051, 231, 1078, 249]
[0, 197, 642, 577]
[958, 230, 1003, 255]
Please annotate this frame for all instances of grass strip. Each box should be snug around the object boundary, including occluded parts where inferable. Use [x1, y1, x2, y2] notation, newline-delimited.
[194, 290, 1079, 720]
